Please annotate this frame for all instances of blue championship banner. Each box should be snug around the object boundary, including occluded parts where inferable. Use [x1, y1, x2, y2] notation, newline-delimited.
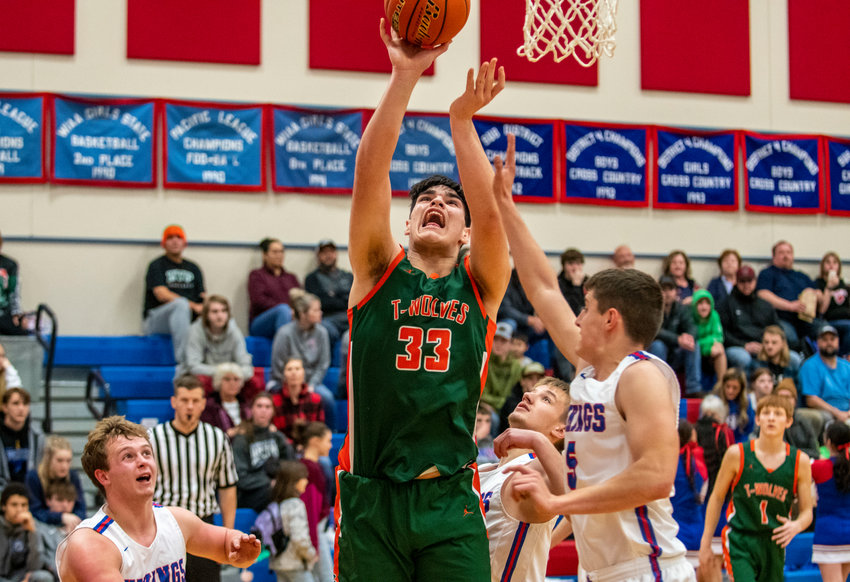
[825, 136, 850, 217]
[0, 93, 46, 183]
[390, 113, 458, 196]
[653, 127, 738, 211]
[473, 117, 559, 203]
[51, 96, 156, 187]
[743, 132, 824, 214]
[164, 100, 265, 191]
[271, 106, 362, 194]
[563, 122, 649, 207]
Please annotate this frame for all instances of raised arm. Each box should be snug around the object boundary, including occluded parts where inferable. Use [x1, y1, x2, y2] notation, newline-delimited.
[492, 153, 582, 366]
[349, 21, 449, 304]
[448, 60, 511, 317]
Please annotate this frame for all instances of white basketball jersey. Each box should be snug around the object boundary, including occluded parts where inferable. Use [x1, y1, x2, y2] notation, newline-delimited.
[567, 351, 687, 576]
[57, 504, 187, 581]
[480, 453, 556, 582]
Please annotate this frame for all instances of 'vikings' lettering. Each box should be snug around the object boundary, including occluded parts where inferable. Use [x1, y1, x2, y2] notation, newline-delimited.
[743, 482, 789, 502]
[567, 403, 606, 432]
[124, 557, 185, 582]
[391, 296, 469, 325]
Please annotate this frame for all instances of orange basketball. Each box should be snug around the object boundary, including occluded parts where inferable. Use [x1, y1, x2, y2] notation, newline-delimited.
[385, 0, 470, 47]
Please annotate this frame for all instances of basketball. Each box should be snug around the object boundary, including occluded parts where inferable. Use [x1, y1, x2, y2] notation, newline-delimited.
[385, 0, 470, 47]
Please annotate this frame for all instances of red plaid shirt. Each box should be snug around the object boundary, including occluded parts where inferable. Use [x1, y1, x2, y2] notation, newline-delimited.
[272, 383, 325, 440]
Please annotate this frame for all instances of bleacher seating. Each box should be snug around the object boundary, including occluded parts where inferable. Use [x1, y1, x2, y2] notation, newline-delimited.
[784, 532, 819, 580]
[54, 334, 175, 366]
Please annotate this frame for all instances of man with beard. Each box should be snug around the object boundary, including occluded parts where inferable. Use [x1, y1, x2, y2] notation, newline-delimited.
[800, 324, 850, 437]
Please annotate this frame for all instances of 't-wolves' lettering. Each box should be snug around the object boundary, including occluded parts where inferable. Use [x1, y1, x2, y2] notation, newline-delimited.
[391, 295, 469, 325]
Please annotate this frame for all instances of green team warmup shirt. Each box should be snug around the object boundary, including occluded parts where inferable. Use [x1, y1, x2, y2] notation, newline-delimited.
[726, 440, 800, 533]
[340, 248, 495, 482]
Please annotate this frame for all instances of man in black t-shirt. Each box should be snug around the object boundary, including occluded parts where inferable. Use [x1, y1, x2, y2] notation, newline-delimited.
[143, 225, 205, 360]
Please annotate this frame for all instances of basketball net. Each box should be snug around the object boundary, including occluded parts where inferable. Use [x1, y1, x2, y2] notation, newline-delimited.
[519, 0, 619, 67]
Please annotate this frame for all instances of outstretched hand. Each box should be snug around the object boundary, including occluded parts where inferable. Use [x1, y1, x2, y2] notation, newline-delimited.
[503, 462, 558, 521]
[379, 18, 449, 75]
[226, 531, 262, 568]
[492, 133, 516, 203]
[450, 58, 506, 120]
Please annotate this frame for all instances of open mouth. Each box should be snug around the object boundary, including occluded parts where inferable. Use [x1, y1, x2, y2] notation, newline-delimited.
[136, 474, 152, 483]
[422, 209, 445, 228]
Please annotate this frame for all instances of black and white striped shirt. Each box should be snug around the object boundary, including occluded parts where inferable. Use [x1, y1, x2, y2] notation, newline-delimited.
[149, 421, 238, 518]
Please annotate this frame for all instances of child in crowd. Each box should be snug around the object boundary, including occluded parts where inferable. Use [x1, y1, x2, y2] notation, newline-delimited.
[292, 422, 332, 582]
[749, 367, 775, 408]
[474, 403, 498, 465]
[699, 394, 813, 582]
[692, 289, 727, 386]
[756, 324, 801, 388]
[35, 480, 78, 580]
[509, 331, 533, 369]
[24, 434, 85, 530]
[269, 461, 317, 582]
[811, 422, 850, 581]
[671, 420, 707, 571]
[712, 368, 755, 443]
[0, 482, 52, 582]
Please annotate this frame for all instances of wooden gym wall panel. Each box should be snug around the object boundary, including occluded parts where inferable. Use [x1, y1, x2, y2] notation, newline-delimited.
[788, 0, 850, 104]
[0, 0, 75, 55]
[480, 0, 597, 86]
[127, 0, 260, 65]
[309, 0, 391, 74]
[640, 0, 750, 96]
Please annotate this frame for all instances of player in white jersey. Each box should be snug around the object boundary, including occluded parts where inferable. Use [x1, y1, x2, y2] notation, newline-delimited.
[481, 376, 571, 581]
[490, 149, 695, 582]
[56, 416, 260, 582]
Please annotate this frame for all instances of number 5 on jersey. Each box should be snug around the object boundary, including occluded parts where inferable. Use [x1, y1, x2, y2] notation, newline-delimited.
[396, 326, 452, 372]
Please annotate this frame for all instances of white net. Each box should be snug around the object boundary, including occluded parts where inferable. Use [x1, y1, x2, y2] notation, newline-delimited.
[519, 0, 619, 67]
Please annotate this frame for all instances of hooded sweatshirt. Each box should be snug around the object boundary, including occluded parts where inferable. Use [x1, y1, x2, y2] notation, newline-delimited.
[692, 289, 724, 357]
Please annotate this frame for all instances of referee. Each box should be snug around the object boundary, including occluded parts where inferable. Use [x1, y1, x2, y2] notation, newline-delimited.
[149, 374, 238, 582]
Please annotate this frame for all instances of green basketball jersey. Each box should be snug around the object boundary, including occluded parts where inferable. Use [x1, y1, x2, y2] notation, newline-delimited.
[343, 249, 494, 482]
[727, 441, 800, 534]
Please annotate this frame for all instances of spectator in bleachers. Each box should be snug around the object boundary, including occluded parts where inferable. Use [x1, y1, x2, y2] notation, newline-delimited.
[649, 275, 701, 396]
[482, 322, 523, 420]
[554, 247, 586, 381]
[756, 240, 822, 351]
[693, 394, 733, 582]
[34, 480, 77, 580]
[200, 363, 251, 438]
[0, 482, 53, 582]
[671, 419, 706, 573]
[232, 393, 295, 513]
[0, 343, 22, 400]
[475, 403, 498, 465]
[754, 324, 802, 388]
[498, 268, 547, 345]
[712, 368, 754, 443]
[717, 264, 781, 373]
[772, 379, 819, 460]
[271, 290, 334, 430]
[178, 295, 260, 399]
[810, 422, 850, 580]
[748, 367, 775, 405]
[611, 244, 635, 269]
[706, 249, 741, 306]
[800, 324, 850, 438]
[0, 388, 42, 489]
[0, 231, 26, 337]
[143, 225, 205, 361]
[271, 358, 325, 441]
[305, 239, 353, 348]
[293, 422, 333, 582]
[23, 435, 85, 531]
[248, 238, 300, 339]
[692, 289, 726, 387]
[816, 251, 850, 357]
[661, 249, 697, 304]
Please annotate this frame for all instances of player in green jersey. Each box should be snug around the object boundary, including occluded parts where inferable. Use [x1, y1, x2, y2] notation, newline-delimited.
[334, 19, 512, 582]
[699, 394, 813, 581]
